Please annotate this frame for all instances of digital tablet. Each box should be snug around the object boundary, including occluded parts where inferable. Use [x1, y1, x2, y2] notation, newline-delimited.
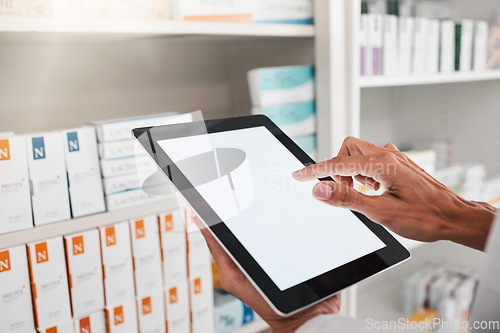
[132, 115, 410, 316]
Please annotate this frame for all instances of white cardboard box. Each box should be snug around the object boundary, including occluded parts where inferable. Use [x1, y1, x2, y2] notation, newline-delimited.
[158, 210, 188, 285]
[26, 0, 51, 17]
[150, 0, 170, 20]
[64, 229, 105, 318]
[473, 21, 489, 71]
[248, 65, 315, 107]
[98, 139, 143, 160]
[137, 293, 166, 333]
[103, 173, 144, 195]
[457, 20, 474, 72]
[94, 0, 114, 19]
[0, 136, 34, 234]
[27, 237, 72, 329]
[129, 216, 163, 297]
[440, 20, 456, 73]
[63, 127, 106, 218]
[413, 17, 429, 75]
[99, 222, 135, 307]
[170, 0, 252, 23]
[105, 301, 138, 333]
[360, 14, 369, 76]
[382, 15, 398, 76]
[399, 16, 415, 75]
[368, 14, 383, 76]
[185, 210, 211, 279]
[164, 281, 190, 333]
[74, 311, 106, 333]
[51, 0, 94, 18]
[252, 0, 313, 24]
[105, 189, 165, 212]
[0, 245, 36, 333]
[88, 113, 192, 143]
[100, 155, 157, 179]
[425, 19, 441, 74]
[189, 271, 215, 333]
[26, 132, 71, 225]
[115, 0, 151, 20]
[0, 0, 27, 17]
[37, 321, 75, 333]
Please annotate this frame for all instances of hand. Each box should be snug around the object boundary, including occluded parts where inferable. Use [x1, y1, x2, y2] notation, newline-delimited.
[192, 217, 341, 333]
[293, 137, 497, 251]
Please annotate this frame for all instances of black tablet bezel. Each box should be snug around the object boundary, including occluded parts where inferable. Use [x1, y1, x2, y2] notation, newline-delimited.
[132, 115, 410, 315]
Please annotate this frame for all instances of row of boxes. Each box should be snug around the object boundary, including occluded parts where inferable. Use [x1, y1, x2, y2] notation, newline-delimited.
[248, 65, 318, 160]
[0, 208, 215, 333]
[0, 112, 192, 235]
[0, 128, 105, 234]
[0, 0, 314, 25]
[360, 13, 490, 76]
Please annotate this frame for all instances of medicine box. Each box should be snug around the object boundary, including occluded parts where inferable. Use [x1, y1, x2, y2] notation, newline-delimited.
[151, 0, 170, 21]
[0, 245, 36, 333]
[99, 222, 135, 307]
[440, 20, 456, 73]
[105, 189, 164, 212]
[100, 155, 157, 179]
[137, 293, 166, 333]
[158, 210, 188, 285]
[398, 16, 414, 75]
[185, 210, 212, 279]
[0, 0, 26, 17]
[74, 311, 106, 333]
[164, 281, 190, 333]
[190, 271, 215, 333]
[382, 15, 398, 76]
[51, 0, 94, 18]
[455, 20, 474, 72]
[27, 237, 72, 329]
[88, 112, 192, 143]
[103, 173, 144, 195]
[252, 101, 316, 138]
[129, 216, 163, 297]
[170, 0, 252, 23]
[368, 14, 383, 75]
[98, 139, 143, 160]
[94, 0, 114, 19]
[105, 301, 138, 333]
[26, 0, 51, 17]
[64, 229, 105, 317]
[63, 127, 106, 218]
[248, 66, 315, 107]
[473, 21, 489, 71]
[26, 132, 71, 225]
[0, 135, 34, 234]
[214, 290, 255, 333]
[252, 0, 313, 25]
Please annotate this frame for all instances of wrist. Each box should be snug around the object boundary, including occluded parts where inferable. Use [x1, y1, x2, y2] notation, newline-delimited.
[443, 197, 497, 251]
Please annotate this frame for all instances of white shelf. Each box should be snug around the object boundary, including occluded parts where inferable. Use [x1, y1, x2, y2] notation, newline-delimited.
[0, 198, 178, 250]
[231, 320, 270, 333]
[0, 18, 315, 38]
[359, 70, 500, 88]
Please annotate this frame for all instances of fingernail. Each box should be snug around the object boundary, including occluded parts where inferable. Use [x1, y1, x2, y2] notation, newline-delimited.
[292, 169, 304, 179]
[313, 183, 333, 201]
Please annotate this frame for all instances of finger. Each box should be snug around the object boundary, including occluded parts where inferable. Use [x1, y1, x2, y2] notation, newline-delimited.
[191, 216, 234, 271]
[293, 155, 385, 182]
[384, 143, 399, 151]
[312, 181, 387, 214]
[337, 136, 382, 158]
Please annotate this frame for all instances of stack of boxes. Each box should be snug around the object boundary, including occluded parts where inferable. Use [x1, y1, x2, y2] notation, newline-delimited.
[361, 0, 491, 76]
[248, 65, 318, 160]
[88, 112, 192, 212]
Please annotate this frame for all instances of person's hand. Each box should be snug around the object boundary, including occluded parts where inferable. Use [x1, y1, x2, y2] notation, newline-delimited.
[191, 216, 341, 333]
[293, 137, 497, 251]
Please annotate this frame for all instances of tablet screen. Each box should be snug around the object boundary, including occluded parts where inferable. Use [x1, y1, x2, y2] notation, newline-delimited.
[158, 126, 386, 291]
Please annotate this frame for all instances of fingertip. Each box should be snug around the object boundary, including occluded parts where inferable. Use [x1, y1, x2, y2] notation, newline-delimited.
[313, 182, 333, 201]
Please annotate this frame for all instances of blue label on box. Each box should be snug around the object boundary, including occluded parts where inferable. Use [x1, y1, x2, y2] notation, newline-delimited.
[255, 18, 314, 25]
[67, 132, 80, 153]
[32, 137, 46, 160]
[242, 304, 254, 325]
[262, 101, 315, 126]
[258, 66, 314, 91]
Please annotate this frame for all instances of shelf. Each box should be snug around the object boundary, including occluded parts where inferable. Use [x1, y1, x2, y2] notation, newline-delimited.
[0, 18, 315, 38]
[0, 197, 178, 250]
[359, 70, 500, 88]
[231, 320, 270, 333]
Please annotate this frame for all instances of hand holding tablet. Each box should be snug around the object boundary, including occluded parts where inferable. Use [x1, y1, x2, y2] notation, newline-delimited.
[132, 115, 410, 317]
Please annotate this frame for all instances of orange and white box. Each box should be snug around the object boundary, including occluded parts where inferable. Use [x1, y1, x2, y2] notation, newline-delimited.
[105, 301, 138, 333]
[189, 271, 215, 333]
[74, 311, 106, 333]
[185, 210, 212, 278]
[37, 321, 75, 333]
[0, 245, 36, 333]
[129, 216, 163, 297]
[0, 136, 34, 234]
[64, 230, 105, 317]
[137, 293, 166, 333]
[99, 222, 135, 307]
[164, 281, 190, 333]
[27, 237, 72, 329]
[170, 0, 252, 23]
[151, 0, 170, 20]
[158, 210, 187, 284]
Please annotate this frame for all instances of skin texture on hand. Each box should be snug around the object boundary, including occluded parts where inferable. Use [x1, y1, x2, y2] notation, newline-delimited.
[191, 216, 341, 333]
[293, 137, 498, 251]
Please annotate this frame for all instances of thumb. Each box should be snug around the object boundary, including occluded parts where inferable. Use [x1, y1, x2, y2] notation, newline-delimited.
[312, 181, 382, 213]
